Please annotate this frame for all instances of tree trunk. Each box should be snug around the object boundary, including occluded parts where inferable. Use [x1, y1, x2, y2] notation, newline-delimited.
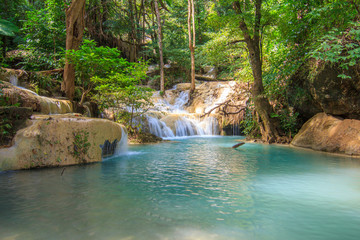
[62, 0, 86, 100]
[154, 0, 165, 93]
[188, 0, 196, 92]
[233, 0, 281, 143]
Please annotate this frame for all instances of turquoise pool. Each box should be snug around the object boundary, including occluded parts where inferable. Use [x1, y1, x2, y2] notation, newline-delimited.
[1, 137, 360, 240]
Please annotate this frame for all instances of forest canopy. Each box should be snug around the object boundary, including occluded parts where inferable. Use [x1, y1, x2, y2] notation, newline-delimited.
[0, 0, 359, 141]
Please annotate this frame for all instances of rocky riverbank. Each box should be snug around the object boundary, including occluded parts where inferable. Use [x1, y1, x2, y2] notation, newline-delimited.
[0, 115, 126, 171]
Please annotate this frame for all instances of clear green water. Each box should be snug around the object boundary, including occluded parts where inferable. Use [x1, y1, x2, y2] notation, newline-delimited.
[1, 136, 360, 240]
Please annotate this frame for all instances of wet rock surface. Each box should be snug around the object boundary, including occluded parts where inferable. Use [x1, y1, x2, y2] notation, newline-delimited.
[291, 113, 360, 156]
[1, 81, 73, 114]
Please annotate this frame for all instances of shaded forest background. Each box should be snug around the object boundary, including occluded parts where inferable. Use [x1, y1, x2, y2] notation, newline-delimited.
[0, 0, 359, 142]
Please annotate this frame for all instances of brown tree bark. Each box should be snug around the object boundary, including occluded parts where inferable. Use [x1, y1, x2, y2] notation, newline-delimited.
[154, 0, 165, 93]
[188, 0, 195, 92]
[62, 0, 86, 100]
[233, 0, 281, 143]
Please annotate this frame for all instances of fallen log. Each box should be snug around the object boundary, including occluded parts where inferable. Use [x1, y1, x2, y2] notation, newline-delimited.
[195, 74, 233, 82]
[232, 142, 245, 148]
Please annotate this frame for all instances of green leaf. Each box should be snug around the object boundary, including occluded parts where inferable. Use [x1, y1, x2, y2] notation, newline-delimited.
[337, 74, 351, 79]
[0, 19, 18, 36]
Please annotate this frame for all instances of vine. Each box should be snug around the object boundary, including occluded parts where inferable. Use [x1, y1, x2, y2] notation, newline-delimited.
[72, 130, 90, 163]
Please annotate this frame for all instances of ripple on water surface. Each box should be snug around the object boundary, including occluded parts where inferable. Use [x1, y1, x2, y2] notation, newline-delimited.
[1, 137, 360, 240]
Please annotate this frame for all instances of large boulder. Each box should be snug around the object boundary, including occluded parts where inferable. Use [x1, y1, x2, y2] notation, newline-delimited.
[291, 113, 360, 156]
[289, 62, 360, 120]
[0, 115, 126, 171]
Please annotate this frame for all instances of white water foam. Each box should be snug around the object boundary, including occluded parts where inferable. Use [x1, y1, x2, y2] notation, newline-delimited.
[147, 87, 220, 138]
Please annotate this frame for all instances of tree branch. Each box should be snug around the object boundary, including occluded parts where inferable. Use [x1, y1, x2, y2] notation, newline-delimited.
[201, 99, 246, 118]
[253, 0, 262, 42]
[227, 39, 246, 45]
[233, 1, 252, 44]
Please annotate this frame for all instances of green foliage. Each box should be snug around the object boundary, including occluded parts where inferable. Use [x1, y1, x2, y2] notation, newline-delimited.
[240, 105, 261, 138]
[0, 85, 16, 144]
[66, 39, 130, 103]
[0, 19, 19, 37]
[310, 22, 360, 79]
[91, 61, 153, 130]
[0, 116, 12, 143]
[20, 0, 66, 70]
[29, 74, 57, 95]
[73, 130, 91, 163]
[0, 87, 8, 106]
[271, 109, 299, 137]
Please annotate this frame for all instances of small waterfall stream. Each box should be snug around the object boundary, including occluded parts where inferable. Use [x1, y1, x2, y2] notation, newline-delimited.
[146, 88, 220, 138]
[9, 77, 73, 115]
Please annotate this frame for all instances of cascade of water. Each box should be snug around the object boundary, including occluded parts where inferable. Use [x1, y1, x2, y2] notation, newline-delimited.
[13, 86, 73, 114]
[146, 84, 222, 138]
[201, 117, 220, 135]
[38, 97, 72, 114]
[175, 117, 196, 136]
[115, 127, 128, 155]
[9, 75, 18, 86]
[173, 91, 189, 112]
[147, 116, 175, 138]
[147, 114, 219, 138]
[204, 83, 232, 113]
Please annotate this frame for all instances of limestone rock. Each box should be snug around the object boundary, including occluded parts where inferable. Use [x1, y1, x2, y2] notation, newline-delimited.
[291, 113, 360, 155]
[0, 115, 126, 170]
[175, 83, 192, 91]
[289, 63, 360, 120]
[0, 81, 72, 114]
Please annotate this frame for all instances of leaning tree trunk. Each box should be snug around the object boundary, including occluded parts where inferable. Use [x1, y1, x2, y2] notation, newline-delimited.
[233, 0, 281, 143]
[188, 0, 196, 92]
[62, 0, 86, 100]
[154, 0, 165, 93]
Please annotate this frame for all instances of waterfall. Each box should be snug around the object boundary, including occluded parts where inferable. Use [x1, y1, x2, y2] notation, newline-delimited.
[38, 97, 73, 115]
[175, 117, 196, 136]
[147, 115, 219, 138]
[13, 86, 73, 115]
[146, 85, 222, 138]
[101, 127, 128, 157]
[115, 127, 128, 155]
[9, 75, 18, 86]
[173, 91, 189, 112]
[142, 82, 245, 138]
[147, 116, 175, 138]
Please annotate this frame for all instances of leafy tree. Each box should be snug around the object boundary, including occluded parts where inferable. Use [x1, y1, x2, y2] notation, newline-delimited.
[231, 0, 285, 143]
[310, 21, 360, 79]
[20, 0, 66, 70]
[91, 61, 153, 131]
[66, 39, 130, 104]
